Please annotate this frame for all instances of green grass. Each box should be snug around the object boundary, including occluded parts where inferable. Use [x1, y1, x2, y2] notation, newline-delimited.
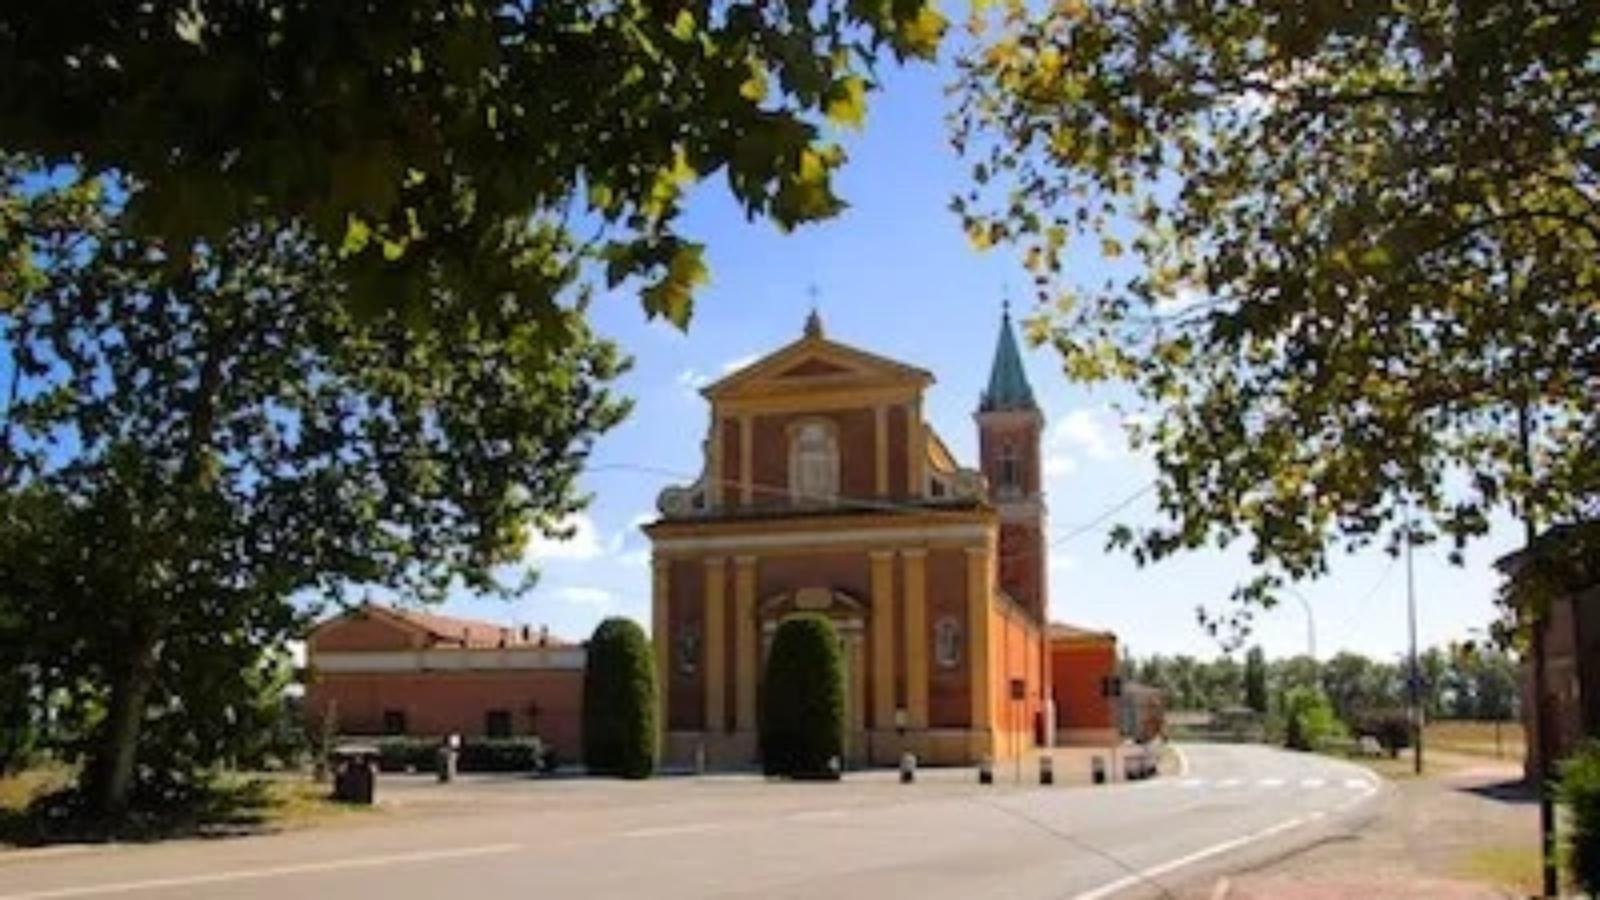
[1455, 845, 1544, 896]
[0, 769, 372, 848]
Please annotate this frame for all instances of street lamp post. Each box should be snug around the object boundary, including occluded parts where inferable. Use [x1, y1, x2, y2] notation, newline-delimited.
[1284, 588, 1318, 661]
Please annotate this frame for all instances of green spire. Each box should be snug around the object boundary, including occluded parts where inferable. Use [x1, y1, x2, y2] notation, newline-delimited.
[980, 302, 1037, 412]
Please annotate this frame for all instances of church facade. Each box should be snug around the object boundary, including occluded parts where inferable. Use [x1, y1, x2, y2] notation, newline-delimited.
[644, 310, 1061, 768]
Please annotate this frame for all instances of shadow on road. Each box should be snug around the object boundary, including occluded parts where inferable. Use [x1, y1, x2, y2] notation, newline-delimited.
[1455, 778, 1537, 806]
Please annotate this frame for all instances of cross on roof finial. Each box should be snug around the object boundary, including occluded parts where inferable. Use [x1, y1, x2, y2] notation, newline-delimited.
[804, 284, 824, 338]
[1002, 283, 1012, 319]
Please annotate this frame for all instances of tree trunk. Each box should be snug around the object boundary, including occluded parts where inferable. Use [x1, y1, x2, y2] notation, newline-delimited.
[92, 638, 158, 819]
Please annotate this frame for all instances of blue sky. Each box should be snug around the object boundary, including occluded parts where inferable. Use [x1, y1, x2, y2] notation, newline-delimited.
[444, 48, 1521, 664]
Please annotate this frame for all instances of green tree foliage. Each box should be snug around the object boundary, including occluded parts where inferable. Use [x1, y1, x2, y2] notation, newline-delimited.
[0, 161, 628, 816]
[1318, 652, 1400, 724]
[1281, 687, 1345, 753]
[1244, 646, 1268, 715]
[581, 617, 658, 779]
[0, 1, 944, 327]
[955, 0, 1599, 643]
[1560, 742, 1600, 895]
[760, 614, 844, 779]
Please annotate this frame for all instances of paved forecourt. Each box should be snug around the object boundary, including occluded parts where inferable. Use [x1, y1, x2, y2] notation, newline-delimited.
[0, 744, 1381, 900]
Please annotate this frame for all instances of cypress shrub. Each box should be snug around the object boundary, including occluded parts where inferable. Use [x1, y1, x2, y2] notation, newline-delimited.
[760, 614, 844, 779]
[581, 617, 658, 779]
[1560, 741, 1600, 894]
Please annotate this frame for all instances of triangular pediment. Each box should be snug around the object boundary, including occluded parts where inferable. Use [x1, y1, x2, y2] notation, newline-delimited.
[704, 332, 932, 400]
[776, 358, 852, 379]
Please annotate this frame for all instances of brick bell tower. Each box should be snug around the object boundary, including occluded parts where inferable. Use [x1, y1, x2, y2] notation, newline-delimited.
[976, 302, 1047, 624]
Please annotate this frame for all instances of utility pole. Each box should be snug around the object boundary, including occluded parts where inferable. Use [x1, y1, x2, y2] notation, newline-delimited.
[1404, 503, 1422, 776]
[1518, 403, 1559, 899]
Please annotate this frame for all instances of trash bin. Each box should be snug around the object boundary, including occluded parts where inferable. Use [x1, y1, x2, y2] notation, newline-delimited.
[978, 755, 994, 785]
[330, 744, 378, 805]
[1039, 754, 1054, 786]
[1091, 755, 1106, 785]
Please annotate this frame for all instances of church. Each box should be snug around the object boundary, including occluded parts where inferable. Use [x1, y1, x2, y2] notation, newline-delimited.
[645, 309, 1114, 768]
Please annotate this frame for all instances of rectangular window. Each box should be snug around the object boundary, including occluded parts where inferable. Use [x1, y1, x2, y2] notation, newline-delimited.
[382, 709, 407, 735]
[485, 709, 513, 738]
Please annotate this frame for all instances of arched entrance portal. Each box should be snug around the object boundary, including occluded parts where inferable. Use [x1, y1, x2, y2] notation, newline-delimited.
[759, 587, 868, 767]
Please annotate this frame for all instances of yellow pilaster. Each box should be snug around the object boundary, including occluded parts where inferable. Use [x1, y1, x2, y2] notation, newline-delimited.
[903, 549, 928, 729]
[739, 415, 753, 506]
[707, 417, 724, 508]
[734, 556, 757, 733]
[869, 550, 895, 730]
[966, 545, 992, 731]
[652, 558, 671, 747]
[907, 400, 925, 498]
[703, 557, 727, 734]
[874, 405, 889, 496]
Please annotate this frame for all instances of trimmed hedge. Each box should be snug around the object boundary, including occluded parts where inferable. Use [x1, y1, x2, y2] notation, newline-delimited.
[760, 614, 844, 779]
[372, 736, 545, 773]
[1560, 741, 1600, 895]
[1350, 710, 1412, 758]
[581, 617, 658, 779]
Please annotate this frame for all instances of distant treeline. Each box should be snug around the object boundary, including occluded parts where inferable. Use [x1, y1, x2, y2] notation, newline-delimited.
[1120, 645, 1519, 723]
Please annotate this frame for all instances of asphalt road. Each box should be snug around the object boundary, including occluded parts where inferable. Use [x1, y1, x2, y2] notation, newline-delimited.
[0, 744, 1383, 900]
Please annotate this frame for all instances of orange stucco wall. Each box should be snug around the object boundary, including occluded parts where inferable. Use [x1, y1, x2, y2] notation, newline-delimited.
[1051, 640, 1117, 731]
[305, 669, 584, 761]
[990, 603, 1046, 747]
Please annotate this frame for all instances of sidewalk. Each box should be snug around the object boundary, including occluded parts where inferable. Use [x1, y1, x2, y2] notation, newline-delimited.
[1189, 756, 1539, 899]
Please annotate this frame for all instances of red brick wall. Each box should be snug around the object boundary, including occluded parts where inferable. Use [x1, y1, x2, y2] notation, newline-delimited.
[667, 559, 705, 730]
[720, 417, 741, 507]
[927, 549, 971, 728]
[749, 408, 878, 507]
[755, 551, 869, 603]
[977, 417, 1042, 495]
[887, 405, 908, 499]
[305, 669, 583, 760]
[997, 521, 1044, 621]
[1051, 640, 1116, 730]
[310, 615, 419, 652]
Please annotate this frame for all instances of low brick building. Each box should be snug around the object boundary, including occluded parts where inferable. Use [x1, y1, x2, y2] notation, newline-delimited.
[1049, 624, 1120, 745]
[303, 603, 585, 761]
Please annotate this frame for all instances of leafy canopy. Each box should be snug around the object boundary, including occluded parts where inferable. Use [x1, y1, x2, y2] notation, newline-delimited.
[0, 1, 945, 328]
[0, 158, 629, 812]
[955, 0, 1598, 643]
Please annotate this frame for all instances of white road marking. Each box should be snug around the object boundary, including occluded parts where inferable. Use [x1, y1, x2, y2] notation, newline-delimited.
[1216, 777, 1243, 788]
[1172, 745, 1191, 777]
[1300, 777, 1326, 789]
[1344, 777, 1371, 790]
[1071, 815, 1309, 900]
[1257, 777, 1285, 788]
[0, 843, 523, 900]
[1180, 778, 1207, 789]
[623, 822, 723, 839]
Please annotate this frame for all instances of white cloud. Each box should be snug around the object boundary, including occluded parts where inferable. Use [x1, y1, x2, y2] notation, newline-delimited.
[553, 586, 614, 612]
[721, 353, 759, 375]
[1042, 407, 1125, 478]
[526, 513, 604, 561]
[1052, 408, 1118, 460]
[1049, 552, 1077, 577]
[617, 548, 651, 569]
[676, 368, 711, 392]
